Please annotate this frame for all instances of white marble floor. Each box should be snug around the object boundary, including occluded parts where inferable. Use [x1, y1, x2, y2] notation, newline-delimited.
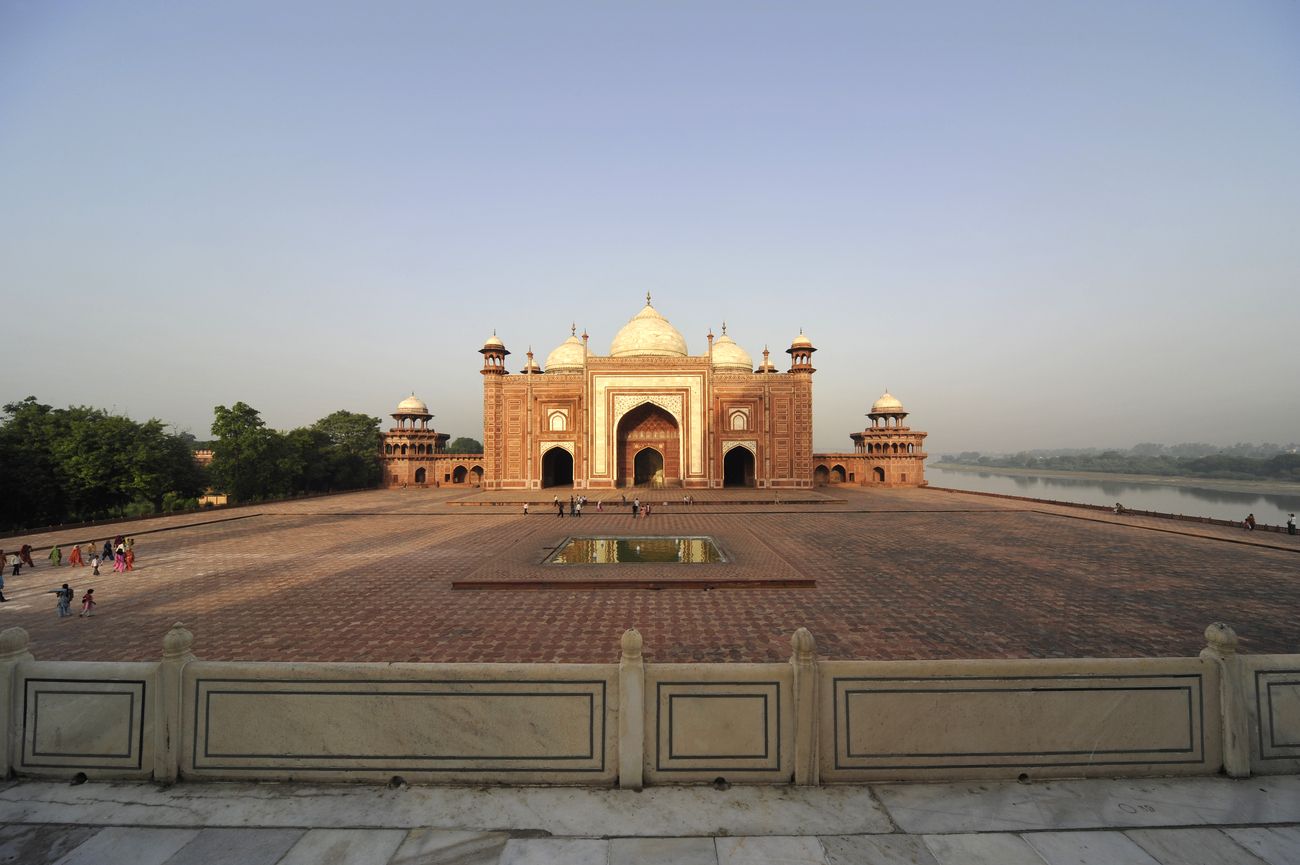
[1, 777, 1297, 865]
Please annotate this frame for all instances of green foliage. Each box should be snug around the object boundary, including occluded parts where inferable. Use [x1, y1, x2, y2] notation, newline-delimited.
[446, 436, 483, 454]
[0, 397, 207, 532]
[208, 404, 383, 502]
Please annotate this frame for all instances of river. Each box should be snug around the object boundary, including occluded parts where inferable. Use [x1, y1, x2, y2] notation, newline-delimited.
[926, 465, 1300, 525]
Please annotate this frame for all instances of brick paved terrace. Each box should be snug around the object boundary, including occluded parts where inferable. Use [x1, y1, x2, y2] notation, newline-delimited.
[1, 487, 1296, 664]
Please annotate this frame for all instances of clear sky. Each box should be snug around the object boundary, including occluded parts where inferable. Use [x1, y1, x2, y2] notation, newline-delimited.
[2, 1, 1297, 454]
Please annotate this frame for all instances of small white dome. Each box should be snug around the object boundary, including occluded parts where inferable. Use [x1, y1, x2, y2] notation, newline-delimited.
[871, 391, 905, 414]
[790, 331, 813, 349]
[711, 332, 753, 373]
[545, 334, 585, 373]
[482, 334, 505, 350]
[396, 394, 429, 415]
[610, 298, 688, 357]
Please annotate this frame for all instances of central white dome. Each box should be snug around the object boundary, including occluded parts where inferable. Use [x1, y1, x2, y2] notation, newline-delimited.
[610, 298, 688, 358]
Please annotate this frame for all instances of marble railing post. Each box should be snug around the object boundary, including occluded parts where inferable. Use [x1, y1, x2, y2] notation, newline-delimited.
[0, 628, 33, 779]
[1200, 622, 1250, 778]
[618, 628, 645, 790]
[155, 623, 196, 783]
[790, 627, 819, 785]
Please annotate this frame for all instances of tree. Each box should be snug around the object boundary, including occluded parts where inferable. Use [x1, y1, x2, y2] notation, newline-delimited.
[210, 402, 285, 502]
[0, 397, 65, 529]
[446, 437, 483, 454]
[312, 410, 382, 488]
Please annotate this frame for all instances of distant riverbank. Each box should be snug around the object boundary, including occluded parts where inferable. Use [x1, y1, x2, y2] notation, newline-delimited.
[930, 463, 1300, 498]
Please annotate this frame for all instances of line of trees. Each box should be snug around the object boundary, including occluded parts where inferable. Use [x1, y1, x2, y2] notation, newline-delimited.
[0, 397, 206, 531]
[940, 443, 1300, 482]
[1, 397, 484, 533]
[207, 402, 383, 502]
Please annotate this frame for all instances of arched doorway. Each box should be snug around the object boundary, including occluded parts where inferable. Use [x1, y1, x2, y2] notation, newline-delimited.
[814, 465, 830, 486]
[542, 447, 574, 487]
[616, 403, 680, 486]
[872, 466, 886, 483]
[723, 447, 756, 487]
[452, 466, 468, 484]
[471, 466, 483, 486]
[414, 467, 426, 484]
[633, 448, 664, 486]
[830, 465, 846, 484]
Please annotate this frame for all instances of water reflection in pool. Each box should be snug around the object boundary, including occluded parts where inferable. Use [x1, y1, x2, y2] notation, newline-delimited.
[549, 536, 726, 564]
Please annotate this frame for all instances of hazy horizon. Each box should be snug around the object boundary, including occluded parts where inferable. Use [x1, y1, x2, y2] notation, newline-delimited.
[3, 2, 1297, 454]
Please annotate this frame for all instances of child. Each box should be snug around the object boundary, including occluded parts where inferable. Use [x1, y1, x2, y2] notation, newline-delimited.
[124, 548, 135, 571]
[79, 588, 96, 617]
[90, 555, 100, 576]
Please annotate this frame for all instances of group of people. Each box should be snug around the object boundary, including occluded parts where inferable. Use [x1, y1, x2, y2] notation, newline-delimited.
[1241, 513, 1298, 535]
[535, 494, 666, 518]
[46, 583, 95, 617]
[0, 536, 133, 610]
[547, 494, 601, 517]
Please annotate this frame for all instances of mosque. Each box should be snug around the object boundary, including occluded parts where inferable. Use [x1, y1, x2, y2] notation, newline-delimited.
[380, 296, 926, 491]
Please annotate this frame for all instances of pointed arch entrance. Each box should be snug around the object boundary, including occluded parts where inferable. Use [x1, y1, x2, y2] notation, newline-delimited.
[872, 466, 886, 483]
[617, 403, 680, 487]
[414, 467, 426, 484]
[542, 447, 574, 488]
[723, 446, 756, 487]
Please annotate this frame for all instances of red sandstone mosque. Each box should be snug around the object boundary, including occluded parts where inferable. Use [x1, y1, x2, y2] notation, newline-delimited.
[380, 296, 926, 491]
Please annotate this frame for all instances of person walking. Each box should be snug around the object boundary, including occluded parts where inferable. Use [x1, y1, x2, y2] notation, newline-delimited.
[124, 547, 135, 572]
[49, 545, 62, 567]
[632, 497, 640, 518]
[7, 551, 20, 578]
[79, 588, 96, 617]
[68, 544, 83, 567]
[90, 554, 101, 576]
[574, 499, 582, 517]
[20, 545, 35, 569]
[1288, 513, 1296, 536]
[50, 583, 73, 617]
[522, 501, 529, 516]
[101, 540, 113, 562]
[0, 568, 6, 602]
[556, 499, 565, 518]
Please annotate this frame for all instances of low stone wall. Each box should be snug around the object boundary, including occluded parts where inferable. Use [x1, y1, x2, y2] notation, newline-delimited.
[0, 623, 1292, 787]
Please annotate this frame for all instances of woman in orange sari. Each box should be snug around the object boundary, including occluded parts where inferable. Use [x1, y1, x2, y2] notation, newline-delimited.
[68, 544, 84, 567]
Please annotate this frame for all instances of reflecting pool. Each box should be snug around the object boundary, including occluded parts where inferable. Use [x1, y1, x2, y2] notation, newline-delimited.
[548, 536, 726, 564]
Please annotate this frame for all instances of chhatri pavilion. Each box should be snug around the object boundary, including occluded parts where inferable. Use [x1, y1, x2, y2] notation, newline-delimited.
[380, 296, 926, 491]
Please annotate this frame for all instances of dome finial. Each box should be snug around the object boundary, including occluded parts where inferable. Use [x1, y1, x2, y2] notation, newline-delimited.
[721, 321, 727, 335]
[570, 322, 576, 336]
[645, 291, 652, 306]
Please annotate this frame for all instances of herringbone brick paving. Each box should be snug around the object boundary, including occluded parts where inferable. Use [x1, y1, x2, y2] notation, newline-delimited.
[1, 487, 1296, 663]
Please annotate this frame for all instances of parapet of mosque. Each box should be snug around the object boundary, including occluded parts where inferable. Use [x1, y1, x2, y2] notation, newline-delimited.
[381, 297, 927, 490]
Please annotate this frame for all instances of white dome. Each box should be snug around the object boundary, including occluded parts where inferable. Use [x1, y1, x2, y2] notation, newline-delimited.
[482, 334, 504, 350]
[610, 298, 688, 357]
[545, 334, 585, 373]
[871, 391, 905, 414]
[396, 394, 429, 415]
[790, 331, 813, 349]
[711, 332, 753, 373]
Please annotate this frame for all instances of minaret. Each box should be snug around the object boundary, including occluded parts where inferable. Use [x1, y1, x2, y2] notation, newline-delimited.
[479, 332, 509, 489]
